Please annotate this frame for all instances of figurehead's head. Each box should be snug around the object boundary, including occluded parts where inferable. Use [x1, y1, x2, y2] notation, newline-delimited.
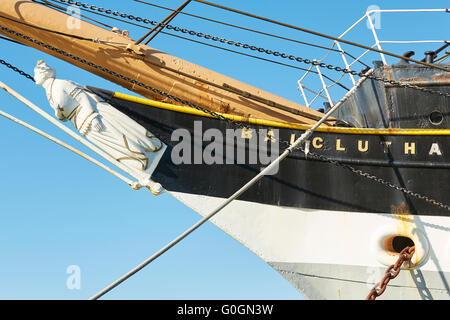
[34, 60, 56, 86]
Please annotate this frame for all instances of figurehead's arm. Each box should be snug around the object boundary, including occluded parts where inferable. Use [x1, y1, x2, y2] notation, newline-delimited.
[71, 88, 105, 134]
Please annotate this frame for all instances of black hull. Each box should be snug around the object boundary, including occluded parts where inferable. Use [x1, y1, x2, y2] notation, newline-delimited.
[91, 87, 450, 217]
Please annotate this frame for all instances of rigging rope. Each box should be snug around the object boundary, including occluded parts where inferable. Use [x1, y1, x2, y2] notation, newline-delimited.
[0, 106, 138, 189]
[136, 0, 192, 45]
[89, 81, 346, 300]
[0, 80, 146, 190]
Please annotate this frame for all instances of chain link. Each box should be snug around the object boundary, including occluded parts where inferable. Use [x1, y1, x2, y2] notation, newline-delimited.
[366, 246, 415, 300]
[56, 0, 450, 99]
[0, 59, 35, 82]
[298, 146, 450, 212]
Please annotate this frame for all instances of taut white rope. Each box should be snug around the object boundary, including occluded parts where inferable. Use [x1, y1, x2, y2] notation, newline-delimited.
[0, 107, 137, 188]
[0, 80, 148, 188]
[88, 84, 349, 300]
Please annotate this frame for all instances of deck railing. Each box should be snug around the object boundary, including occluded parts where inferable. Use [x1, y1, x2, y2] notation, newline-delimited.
[297, 9, 449, 111]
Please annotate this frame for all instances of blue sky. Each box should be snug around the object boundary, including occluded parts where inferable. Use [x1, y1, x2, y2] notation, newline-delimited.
[0, 0, 448, 300]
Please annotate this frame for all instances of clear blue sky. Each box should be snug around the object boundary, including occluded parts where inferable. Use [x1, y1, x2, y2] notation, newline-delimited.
[0, 0, 448, 300]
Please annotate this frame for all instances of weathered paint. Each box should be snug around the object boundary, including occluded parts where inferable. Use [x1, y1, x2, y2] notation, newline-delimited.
[332, 63, 450, 129]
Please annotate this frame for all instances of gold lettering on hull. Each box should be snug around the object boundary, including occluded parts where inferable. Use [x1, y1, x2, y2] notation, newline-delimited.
[290, 133, 296, 145]
[358, 140, 369, 152]
[312, 137, 323, 149]
[286, 132, 445, 157]
[429, 143, 442, 155]
[336, 139, 346, 151]
[404, 142, 416, 155]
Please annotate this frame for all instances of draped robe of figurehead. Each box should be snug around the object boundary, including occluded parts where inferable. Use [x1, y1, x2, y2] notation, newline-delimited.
[34, 60, 166, 191]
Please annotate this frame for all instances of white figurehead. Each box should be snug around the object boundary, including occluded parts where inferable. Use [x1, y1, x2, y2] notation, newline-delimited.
[34, 60, 166, 194]
[34, 60, 105, 135]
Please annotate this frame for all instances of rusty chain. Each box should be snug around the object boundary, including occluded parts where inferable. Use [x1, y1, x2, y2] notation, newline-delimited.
[366, 246, 415, 300]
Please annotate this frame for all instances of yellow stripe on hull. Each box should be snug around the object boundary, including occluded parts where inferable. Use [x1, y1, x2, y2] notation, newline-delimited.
[113, 92, 450, 136]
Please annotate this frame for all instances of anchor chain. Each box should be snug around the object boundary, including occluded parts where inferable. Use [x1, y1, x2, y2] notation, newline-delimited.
[366, 246, 415, 300]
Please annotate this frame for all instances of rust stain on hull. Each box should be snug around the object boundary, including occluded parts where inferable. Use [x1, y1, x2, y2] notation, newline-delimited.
[390, 203, 419, 265]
